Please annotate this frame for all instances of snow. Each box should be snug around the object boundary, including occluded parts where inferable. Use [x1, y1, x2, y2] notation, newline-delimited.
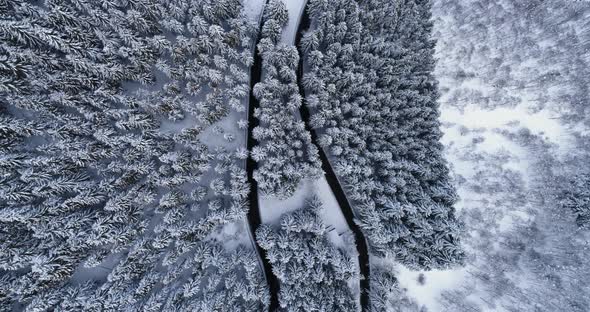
[415, 108, 542, 310]
[441, 124, 529, 183]
[396, 4, 579, 308]
[279, 0, 306, 44]
[259, 176, 350, 243]
[242, 0, 266, 21]
[312, 177, 361, 308]
[413, 108, 536, 310]
[70, 252, 122, 285]
[258, 176, 361, 309]
[250, 1, 359, 308]
[259, 179, 312, 224]
[255, 0, 309, 225]
[408, 5, 582, 308]
[257, 0, 349, 237]
[315, 177, 349, 233]
[198, 108, 245, 151]
[395, 265, 467, 312]
[208, 219, 253, 251]
[441, 104, 568, 149]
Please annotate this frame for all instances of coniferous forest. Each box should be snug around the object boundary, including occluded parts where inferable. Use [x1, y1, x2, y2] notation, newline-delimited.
[1, 0, 589, 311]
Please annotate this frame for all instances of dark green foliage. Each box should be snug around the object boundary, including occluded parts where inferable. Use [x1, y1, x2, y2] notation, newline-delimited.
[302, 0, 463, 269]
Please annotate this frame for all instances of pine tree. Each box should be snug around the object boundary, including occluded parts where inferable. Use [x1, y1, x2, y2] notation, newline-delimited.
[560, 173, 590, 228]
[256, 196, 358, 311]
[301, 0, 464, 269]
[252, 0, 322, 199]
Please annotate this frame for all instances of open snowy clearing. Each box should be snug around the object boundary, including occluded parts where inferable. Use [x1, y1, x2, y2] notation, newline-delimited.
[396, 265, 467, 311]
[259, 177, 350, 237]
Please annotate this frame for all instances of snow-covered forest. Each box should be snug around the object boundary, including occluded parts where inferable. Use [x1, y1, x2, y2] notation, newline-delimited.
[397, 1, 590, 311]
[1, 0, 268, 310]
[1, 0, 589, 311]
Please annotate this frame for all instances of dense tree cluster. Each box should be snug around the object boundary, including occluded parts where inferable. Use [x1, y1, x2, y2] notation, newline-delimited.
[434, 0, 590, 123]
[0, 0, 266, 310]
[301, 0, 463, 269]
[256, 196, 357, 311]
[560, 173, 590, 228]
[21, 242, 268, 311]
[252, 0, 322, 199]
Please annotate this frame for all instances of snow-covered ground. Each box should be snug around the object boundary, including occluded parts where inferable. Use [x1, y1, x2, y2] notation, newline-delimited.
[244, 1, 586, 310]
[394, 1, 586, 311]
[259, 178, 311, 223]
[243, 0, 266, 21]
[254, 0, 361, 306]
[439, 83, 573, 155]
[280, 0, 306, 44]
[208, 219, 254, 251]
[393, 114, 535, 310]
[259, 177, 350, 239]
[256, 0, 349, 236]
[243, 0, 305, 44]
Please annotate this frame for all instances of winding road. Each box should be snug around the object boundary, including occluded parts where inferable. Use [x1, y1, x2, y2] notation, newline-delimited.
[294, 4, 372, 311]
[246, 1, 371, 311]
[246, 1, 280, 311]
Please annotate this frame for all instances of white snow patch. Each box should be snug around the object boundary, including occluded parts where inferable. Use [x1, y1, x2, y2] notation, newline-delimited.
[258, 175, 360, 306]
[314, 177, 353, 247]
[442, 127, 528, 182]
[198, 108, 245, 151]
[259, 179, 312, 224]
[314, 177, 349, 232]
[396, 265, 467, 312]
[441, 105, 565, 144]
[207, 219, 253, 251]
[279, 0, 306, 44]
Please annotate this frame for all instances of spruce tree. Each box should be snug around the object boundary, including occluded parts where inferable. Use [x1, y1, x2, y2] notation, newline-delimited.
[252, 0, 322, 199]
[0, 0, 266, 310]
[301, 0, 464, 269]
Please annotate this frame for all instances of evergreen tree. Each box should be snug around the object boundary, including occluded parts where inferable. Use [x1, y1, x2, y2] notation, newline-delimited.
[559, 173, 590, 228]
[256, 196, 358, 311]
[302, 0, 464, 269]
[0, 0, 265, 310]
[252, 0, 322, 199]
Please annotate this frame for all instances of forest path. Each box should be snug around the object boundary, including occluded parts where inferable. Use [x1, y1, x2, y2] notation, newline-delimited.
[294, 4, 372, 311]
[246, 0, 280, 310]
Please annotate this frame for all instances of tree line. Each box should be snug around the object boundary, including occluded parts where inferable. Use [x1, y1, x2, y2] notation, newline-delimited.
[301, 0, 464, 269]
